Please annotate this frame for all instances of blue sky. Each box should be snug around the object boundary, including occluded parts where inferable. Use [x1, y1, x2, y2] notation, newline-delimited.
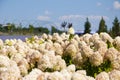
[0, 0, 120, 32]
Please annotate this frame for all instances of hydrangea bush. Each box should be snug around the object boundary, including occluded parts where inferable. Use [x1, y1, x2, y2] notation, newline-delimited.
[0, 32, 120, 80]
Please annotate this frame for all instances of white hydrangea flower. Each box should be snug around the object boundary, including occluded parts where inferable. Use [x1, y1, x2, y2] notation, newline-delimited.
[67, 64, 76, 74]
[0, 46, 8, 55]
[105, 47, 119, 61]
[37, 73, 45, 80]
[95, 72, 109, 80]
[94, 40, 108, 56]
[94, 40, 107, 48]
[0, 39, 4, 47]
[89, 33, 101, 43]
[61, 40, 69, 49]
[70, 39, 79, 51]
[60, 33, 69, 40]
[79, 41, 93, 59]
[54, 55, 66, 70]
[89, 51, 103, 66]
[11, 53, 24, 63]
[64, 44, 77, 57]
[14, 42, 30, 57]
[82, 33, 92, 45]
[48, 34, 52, 40]
[86, 76, 95, 80]
[52, 33, 62, 42]
[73, 52, 83, 67]
[38, 54, 52, 71]
[113, 36, 120, 51]
[73, 35, 80, 42]
[0, 55, 21, 80]
[111, 60, 120, 70]
[45, 41, 54, 50]
[79, 41, 87, 47]
[60, 69, 71, 80]
[19, 65, 28, 76]
[71, 72, 87, 80]
[100, 32, 113, 43]
[23, 68, 42, 80]
[37, 43, 46, 52]
[7, 46, 18, 57]
[80, 44, 94, 58]
[0, 55, 10, 67]
[53, 42, 63, 55]
[41, 33, 48, 40]
[26, 49, 42, 64]
[76, 70, 86, 75]
[109, 70, 120, 80]
[4, 39, 15, 46]
[68, 27, 75, 34]
[32, 43, 39, 49]
[47, 71, 65, 80]
[38, 51, 66, 71]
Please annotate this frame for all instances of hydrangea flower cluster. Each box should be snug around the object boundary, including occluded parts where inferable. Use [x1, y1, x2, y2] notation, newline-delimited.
[0, 32, 120, 80]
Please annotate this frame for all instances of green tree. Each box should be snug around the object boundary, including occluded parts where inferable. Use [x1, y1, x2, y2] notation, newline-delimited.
[17, 23, 22, 30]
[61, 21, 67, 32]
[97, 17, 107, 33]
[51, 26, 62, 34]
[29, 24, 34, 34]
[3, 23, 16, 33]
[38, 26, 49, 34]
[10, 23, 16, 32]
[111, 17, 120, 38]
[0, 24, 3, 32]
[84, 18, 91, 34]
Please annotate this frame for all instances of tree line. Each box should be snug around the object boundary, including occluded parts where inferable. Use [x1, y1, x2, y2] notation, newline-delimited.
[61, 17, 120, 38]
[0, 17, 120, 38]
[83, 17, 120, 38]
[0, 23, 63, 35]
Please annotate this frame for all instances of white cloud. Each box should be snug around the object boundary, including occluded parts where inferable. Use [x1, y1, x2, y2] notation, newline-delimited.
[59, 15, 109, 21]
[88, 15, 109, 20]
[114, 1, 120, 9]
[59, 15, 85, 21]
[37, 16, 50, 21]
[44, 10, 52, 15]
[97, 2, 102, 6]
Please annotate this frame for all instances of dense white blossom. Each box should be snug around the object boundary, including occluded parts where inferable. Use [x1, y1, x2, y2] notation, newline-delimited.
[0, 39, 4, 47]
[90, 51, 103, 66]
[41, 33, 48, 40]
[89, 33, 101, 43]
[100, 32, 113, 43]
[95, 72, 109, 80]
[105, 47, 119, 61]
[1, 32, 120, 79]
[52, 33, 63, 43]
[47, 71, 65, 80]
[81, 33, 92, 45]
[73, 52, 83, 67]
[72, 72, 87, 80]
[109, 70, 120, 80]
[0, 55, 21, 80]
[94, 40, 107, 56]
[64, 43, 77, 57]
[60, 69, 71, 80]
[38, 51, 66, 71]
[67, 64, 76, 74]
[53, 42, 63, 55]
[0, 55, 10, 67]
[23, 68, 42, 80]
[113, 36, 120, 51]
